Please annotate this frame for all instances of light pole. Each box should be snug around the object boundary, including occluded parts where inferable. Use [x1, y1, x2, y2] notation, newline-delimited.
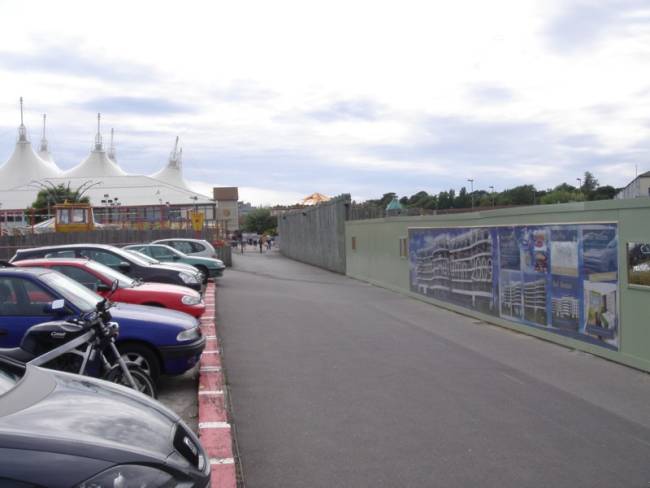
[489, 185, 495, 207]
[576, 178, 582, 193]
[467, 179, 474, 209]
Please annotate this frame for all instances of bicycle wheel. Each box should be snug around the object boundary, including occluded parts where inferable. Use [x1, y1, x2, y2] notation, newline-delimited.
[104, 364, 157, 398]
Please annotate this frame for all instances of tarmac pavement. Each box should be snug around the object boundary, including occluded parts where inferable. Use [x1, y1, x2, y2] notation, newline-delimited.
[218, 249, 650, 488]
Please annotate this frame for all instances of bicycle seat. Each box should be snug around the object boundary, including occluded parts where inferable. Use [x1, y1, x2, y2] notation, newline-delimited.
[0, 347, 32, 363]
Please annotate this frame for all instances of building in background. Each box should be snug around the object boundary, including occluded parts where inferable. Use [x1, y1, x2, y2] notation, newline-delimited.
[0, 104, 216, 231]
[615, 171, 650, 199]
[213, 187, 239, 234]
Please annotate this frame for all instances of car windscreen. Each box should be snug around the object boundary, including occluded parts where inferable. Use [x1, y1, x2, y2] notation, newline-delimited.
[125, 249, 160, 264]
[0, 367, 19, 395]
[109, 247, 151, 267]
[85, 261, 135, 287]
[40, 270, 101, 312]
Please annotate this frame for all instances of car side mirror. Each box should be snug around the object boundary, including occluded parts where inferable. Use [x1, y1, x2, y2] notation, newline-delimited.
[118, 261, 131, 272]
[172, 255, 180, 261]
[43, 298, 67, 315]
[96, 283, 111, 292]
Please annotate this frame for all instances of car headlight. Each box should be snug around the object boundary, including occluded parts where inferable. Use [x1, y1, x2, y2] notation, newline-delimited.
[77, 464, 178, 487]
[181, 294, 201, 305]
[179, 272, 198, 284]
[177, 326, 200, 341]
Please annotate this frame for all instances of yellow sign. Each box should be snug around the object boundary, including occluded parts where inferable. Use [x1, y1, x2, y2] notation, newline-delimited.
[189, 211, 204, 231]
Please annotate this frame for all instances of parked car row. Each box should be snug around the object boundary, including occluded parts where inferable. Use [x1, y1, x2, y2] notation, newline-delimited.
[0, 238, 222, 485]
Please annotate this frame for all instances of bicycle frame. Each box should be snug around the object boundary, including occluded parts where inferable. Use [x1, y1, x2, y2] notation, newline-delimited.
[28, 325, 138, 389]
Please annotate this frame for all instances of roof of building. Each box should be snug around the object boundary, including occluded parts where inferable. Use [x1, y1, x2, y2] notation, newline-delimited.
[37, 113, 60, 172]
[64, 115, 127, 178]
[386, 196, 404, 211]
[0, 103, 214, 210]
[301, 192, 331, 205]
[150, 137, 192, 191]
[0, 101, 62, 189]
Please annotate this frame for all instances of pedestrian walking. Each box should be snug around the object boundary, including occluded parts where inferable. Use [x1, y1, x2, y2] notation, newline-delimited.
[259, 236, 264, 253]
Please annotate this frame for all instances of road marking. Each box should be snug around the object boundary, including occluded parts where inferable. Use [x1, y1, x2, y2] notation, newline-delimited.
[199, 421, 231, 429]
[204, 335, 217, 339]
[199, 389, 224, 395]
[203, 350, 220, 354]
[200, 366, 222, 372]
[210, 458, 235, 465]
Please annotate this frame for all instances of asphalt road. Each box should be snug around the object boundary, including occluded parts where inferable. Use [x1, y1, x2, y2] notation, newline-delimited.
[218, 250, 650, 488]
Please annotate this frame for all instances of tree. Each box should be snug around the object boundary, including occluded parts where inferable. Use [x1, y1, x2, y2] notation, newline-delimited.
[591, 185, 617, 200]
[582, 171, 598, 193]
[243, 208, 277, 234]
[455, 187, 470, 208]
[28, 183, 90, 222]
[407, 191, 429, 206]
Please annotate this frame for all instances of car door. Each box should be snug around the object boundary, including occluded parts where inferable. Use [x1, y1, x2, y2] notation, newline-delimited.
[0, 276, 59, 347]
[149, 245, 177, 263]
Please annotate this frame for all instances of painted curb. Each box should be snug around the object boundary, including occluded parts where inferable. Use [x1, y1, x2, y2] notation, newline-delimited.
[198, 282, 237, 488]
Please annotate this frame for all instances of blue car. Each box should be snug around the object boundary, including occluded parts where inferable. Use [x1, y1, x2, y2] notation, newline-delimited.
[0, 267, 205, 381]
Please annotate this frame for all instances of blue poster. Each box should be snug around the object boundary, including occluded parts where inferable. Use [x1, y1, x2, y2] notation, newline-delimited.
[409, 222, 619, 350]
[519, 226, 549, 274]
[408, 227, 498, 316]
[498, 227, 520, 270]
[550, 275, 580, 331]
[582, 225, 618, 281]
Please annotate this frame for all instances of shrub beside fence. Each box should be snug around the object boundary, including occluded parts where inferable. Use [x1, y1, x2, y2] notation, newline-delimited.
[0, 228, 232, 266]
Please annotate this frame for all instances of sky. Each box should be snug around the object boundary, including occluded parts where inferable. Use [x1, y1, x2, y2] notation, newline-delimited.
[1, 0, 650, 205]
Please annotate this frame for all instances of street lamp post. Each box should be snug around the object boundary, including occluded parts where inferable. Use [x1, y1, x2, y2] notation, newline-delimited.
[489, 185, 495, 207]
[467, 179, 474, 209]
[577, 178, 582, 193]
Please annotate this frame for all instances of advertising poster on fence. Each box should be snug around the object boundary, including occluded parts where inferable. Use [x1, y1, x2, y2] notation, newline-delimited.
[409, 222, 619, 350]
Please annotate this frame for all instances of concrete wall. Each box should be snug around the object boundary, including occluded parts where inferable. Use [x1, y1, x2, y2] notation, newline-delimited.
[346, 199, 650, 372]
[279, 194, 350, 273]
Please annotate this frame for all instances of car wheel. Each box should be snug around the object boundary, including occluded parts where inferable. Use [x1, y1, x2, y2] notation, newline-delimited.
[117, 343, 161, 382]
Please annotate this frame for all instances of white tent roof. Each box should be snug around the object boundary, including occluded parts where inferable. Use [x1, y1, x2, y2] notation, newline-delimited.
[150, 137, 191, 191]
[64, 115, 127, 178]
[37, 114, 61, 173]
[0, 128, 61, 190]
[1, 174, 213, 210]
[65, 148, 127, 178]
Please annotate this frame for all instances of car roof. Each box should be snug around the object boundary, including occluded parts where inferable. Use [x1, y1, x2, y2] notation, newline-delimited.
[154, 238, 207, 244]
[13, 258, 90, 267]
[15, 243, 117, 254]
[0, 266, 52, 277]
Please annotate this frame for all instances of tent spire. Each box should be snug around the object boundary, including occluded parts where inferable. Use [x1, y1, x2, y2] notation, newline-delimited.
[178, 147, 183, 169]
[94, 113, 103, 150]
[169, 136, 180, 167]
[108, 128, 116, 161]
[39, 114, 49, 152]
[18, 97, 27, 142]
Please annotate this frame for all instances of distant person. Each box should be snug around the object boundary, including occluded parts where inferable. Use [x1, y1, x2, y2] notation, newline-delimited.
[267, 238, 272, 250]
[259, 237, 264, 253]
[240, 238, 245, 254]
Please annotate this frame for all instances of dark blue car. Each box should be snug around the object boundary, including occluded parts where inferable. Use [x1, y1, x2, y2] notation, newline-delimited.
[0, 267, 205, 380]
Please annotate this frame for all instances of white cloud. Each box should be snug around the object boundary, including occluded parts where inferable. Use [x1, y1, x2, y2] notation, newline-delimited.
[0, 0, 649, 204]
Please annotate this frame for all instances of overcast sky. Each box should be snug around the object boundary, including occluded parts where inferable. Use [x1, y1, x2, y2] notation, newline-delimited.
[1, 0, 649, 205]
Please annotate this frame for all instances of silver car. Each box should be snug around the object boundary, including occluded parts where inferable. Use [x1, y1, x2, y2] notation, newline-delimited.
[152, 238, 218, 259]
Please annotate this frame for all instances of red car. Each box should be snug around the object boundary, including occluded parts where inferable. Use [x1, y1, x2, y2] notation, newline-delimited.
[14, 258, 206, 318]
